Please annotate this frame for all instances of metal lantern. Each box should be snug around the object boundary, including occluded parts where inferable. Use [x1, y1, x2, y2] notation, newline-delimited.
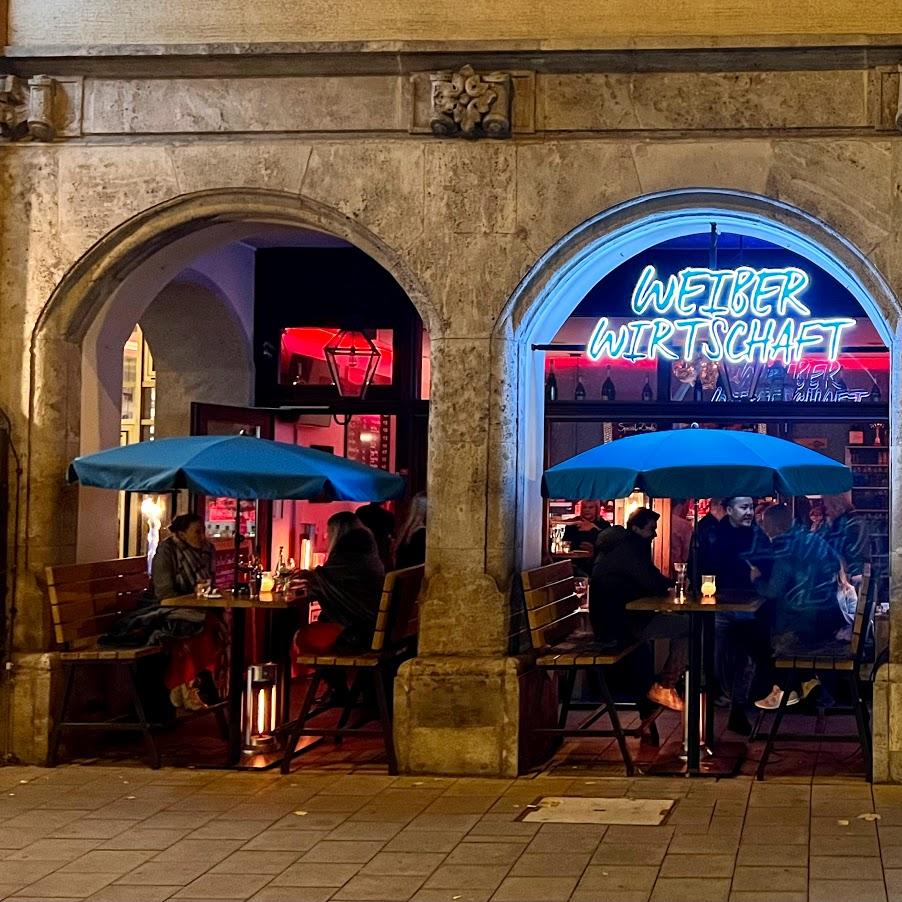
[323, 329, 382, 399]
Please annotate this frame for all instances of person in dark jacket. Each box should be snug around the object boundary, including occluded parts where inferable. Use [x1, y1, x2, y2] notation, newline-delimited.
[696, 496, 773, 735]
[356, 502, 396, 571]
[563, 499, 609, 576]
[393, 492, 427, 569]
[590, 507, 687, 712]
[304, 512, 385, 648]
[751, 504, 844, 709]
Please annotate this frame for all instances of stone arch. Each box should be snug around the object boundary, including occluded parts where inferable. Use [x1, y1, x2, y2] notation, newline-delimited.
[490, 188, 900, 568]
[23, 188, 434, 623]
[486, 187, 902, 778]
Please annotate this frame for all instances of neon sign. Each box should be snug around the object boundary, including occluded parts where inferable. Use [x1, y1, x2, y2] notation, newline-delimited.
[586, 265, 856, 365]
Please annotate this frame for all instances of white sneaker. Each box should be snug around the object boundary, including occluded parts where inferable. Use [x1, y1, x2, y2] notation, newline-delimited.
[754, 685, 800, 710]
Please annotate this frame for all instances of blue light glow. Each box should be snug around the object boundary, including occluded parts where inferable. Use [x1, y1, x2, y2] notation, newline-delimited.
[586, 264, 856, 364]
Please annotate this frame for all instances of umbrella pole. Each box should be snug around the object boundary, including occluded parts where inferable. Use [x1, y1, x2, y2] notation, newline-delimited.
[234, 498, 242, 592]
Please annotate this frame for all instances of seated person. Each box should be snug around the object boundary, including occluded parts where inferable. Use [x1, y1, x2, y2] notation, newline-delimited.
[590, 507, 688, 712]
[393, 492, 427, 569]
[563, 499, 609, 576]
[150, 513, 226, 711]
[750, 503, 844, 709]
[292, 512, 386, 681]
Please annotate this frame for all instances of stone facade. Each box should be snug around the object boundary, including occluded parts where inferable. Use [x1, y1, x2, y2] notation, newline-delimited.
[1, 39, 902, 776]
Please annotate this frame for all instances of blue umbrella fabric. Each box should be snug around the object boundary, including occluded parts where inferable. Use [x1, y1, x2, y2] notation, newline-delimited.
[542, 428, 852, 500]
[69, 434, 406, 501]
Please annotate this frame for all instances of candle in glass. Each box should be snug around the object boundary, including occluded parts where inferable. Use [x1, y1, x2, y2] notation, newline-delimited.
[259, 572, 275, 593]
[700, 575, 716, 597]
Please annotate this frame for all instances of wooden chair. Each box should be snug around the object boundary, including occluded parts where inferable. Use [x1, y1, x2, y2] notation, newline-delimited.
[280, 564, 424, 774]
[45, 557, 163, 768]
[755, 564, 873, 781]
[520, 561, 650, 776]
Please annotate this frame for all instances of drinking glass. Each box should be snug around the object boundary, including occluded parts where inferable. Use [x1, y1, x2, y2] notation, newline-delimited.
[195, 579, 211, 598]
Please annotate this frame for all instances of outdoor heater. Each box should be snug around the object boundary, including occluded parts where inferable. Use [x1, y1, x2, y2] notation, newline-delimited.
[242, 662, 283, 752]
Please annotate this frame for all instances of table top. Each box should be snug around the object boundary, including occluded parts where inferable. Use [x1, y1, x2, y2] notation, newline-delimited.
[627, 591, 764, 614]
[162, 589, 305, 609]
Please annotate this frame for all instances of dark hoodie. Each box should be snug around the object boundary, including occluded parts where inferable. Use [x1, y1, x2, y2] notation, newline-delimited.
[695, 515, 768, 594]
[308, 527, 385, 647]
[589, 526, 673, 645]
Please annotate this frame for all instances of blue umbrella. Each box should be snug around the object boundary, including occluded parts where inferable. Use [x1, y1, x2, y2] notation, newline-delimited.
[542, 428, 852, 500]
[69, 434, 406, 501]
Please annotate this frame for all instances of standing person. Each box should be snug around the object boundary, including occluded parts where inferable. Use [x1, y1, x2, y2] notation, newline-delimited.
[393, 491, 427, 569]
[356, 501, 396, 571]
[563, 499, 609, 576]
[749, 504, 843, 709]
[669, 499, 693, 576]
[590, 508, 688, 712]
[697, 496, 771, 735]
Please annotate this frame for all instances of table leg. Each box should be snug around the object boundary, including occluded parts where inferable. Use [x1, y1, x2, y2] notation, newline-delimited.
[703, 613, 716, 746]
[686, 611, 703, 773]
[228, 607, 246, 766]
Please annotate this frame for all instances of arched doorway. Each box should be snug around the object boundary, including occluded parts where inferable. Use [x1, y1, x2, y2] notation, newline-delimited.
[28, 189, 434, 567]
[14, 189, 434, 765]
[495, 189, 901, 777]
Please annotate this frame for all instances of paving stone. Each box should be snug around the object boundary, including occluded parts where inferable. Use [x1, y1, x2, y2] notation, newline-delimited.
[360, 851, 447, 876]
[170, 872, 272, 899]
[490, 875, 579, 901]
[300, 840, 385, 863]
[658, 854, 735, 878]
[250, 889, 336, 902]
[16, 871, 119, 898]
[422, 864, 510, 890]
[731, 865, 808, 892]
[210, 850, 303, 874]
[592, 843, 667, 866]
[809, 855, 885, 879]
[650, 877, 731, 902]
[575, 865, 658, 892]
[444, 842, 525, 866]
[331, 873, 427, 900]
[508, 852, 591, 876]
[808, 879, 887, 902]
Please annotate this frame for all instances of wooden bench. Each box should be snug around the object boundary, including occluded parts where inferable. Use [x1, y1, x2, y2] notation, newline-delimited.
[519, 561, 654, 776]
[280, 564, 424, 774]
[45, 556, 163, 768]
[755, 564, 874, 781]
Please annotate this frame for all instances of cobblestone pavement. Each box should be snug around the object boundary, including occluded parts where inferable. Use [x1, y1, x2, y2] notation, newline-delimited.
[1, 764, 901, 901]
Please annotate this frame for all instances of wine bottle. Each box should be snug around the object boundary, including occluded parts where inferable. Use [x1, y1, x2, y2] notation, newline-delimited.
[601, 366, 616, 401]
[574, 365, 586, 401]
[641, 376, 653, 402]
[869, 382, 882, 403]
[545, 361, 558, 402]
[692, 376, 704, 402]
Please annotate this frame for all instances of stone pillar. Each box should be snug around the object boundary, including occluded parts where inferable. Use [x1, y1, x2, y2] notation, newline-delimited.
[394, 336, 523, 775]
[6, 332, 82, 762]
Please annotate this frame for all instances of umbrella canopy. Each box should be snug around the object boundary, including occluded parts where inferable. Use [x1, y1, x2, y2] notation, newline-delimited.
[542, 428, 852, 500]
[69, 434, 406, 502]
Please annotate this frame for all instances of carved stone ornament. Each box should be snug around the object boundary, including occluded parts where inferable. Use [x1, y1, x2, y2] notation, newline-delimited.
[896, 66, 902, 132]
[430, 65, 512, 138]
[0, 74, 58, 141]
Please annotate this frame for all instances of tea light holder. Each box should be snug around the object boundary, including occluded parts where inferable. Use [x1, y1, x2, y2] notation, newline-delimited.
[700, 574, 717, 597]
[259, 572, 275, 593]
